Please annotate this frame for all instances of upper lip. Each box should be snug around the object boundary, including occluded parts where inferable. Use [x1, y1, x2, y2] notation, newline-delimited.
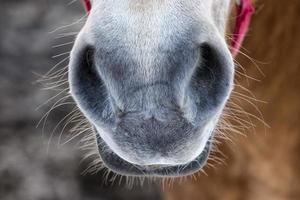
[95, 130, 212, 177]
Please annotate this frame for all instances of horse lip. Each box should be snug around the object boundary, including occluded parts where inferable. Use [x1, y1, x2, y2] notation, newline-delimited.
[94, 129, 212, 177]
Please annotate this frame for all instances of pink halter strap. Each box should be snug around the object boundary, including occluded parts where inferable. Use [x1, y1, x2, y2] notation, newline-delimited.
[81, 0, 254, 57]
[231, 0, 255, 56]
[82, 0, 91, 13]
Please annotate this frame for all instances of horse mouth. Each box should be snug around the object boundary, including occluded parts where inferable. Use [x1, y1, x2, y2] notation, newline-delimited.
[94, 130, 212, 177]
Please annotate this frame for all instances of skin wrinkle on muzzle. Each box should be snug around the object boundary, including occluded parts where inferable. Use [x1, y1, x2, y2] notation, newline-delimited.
[68, 0, 253, 177]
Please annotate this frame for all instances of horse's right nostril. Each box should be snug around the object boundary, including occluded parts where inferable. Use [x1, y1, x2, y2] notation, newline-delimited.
[69, 44, 115, 126]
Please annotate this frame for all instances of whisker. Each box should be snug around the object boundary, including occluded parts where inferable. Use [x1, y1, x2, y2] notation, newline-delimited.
[52, 51, 71, 59]
[52, 41, 75, 48]
[49, 14, 88, 34]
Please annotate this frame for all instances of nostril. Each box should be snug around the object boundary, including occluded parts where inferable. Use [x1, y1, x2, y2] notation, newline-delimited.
[79, 46, 95, 74]
[188, 43, 233, 114]
[85, 47, 96, 72]
[199, 44, 218, 85]
[70, 46, 99, 88]
[69, 44, 114, 125]
[196, 43, 225, 86]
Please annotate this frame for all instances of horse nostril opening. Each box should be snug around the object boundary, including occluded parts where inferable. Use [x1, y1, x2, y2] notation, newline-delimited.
[69, 45, 115, 125]
[85, 47, 96, 70]
[188, 43, 233, 112]
[70, 45, 98, 85]
[80, 46, 98, 78]
[197, 43, 222, 85]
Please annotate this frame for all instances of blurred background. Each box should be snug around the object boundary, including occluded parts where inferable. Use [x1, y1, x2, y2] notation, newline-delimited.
[0, 0, 299, 200]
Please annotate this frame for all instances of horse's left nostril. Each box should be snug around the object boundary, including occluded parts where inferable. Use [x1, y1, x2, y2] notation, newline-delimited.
[186, 42, 234, 119]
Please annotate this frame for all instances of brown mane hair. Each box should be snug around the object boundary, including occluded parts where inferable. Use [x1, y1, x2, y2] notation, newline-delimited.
[165, 0, 300, 199]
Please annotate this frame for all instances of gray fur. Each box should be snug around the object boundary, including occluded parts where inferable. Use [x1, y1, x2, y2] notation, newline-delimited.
[69, 0, 234, 177]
